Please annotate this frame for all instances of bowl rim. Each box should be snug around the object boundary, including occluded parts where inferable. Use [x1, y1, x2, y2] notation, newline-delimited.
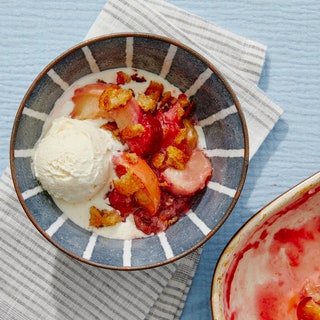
[10, 32, 249, 270]
[210, 170, 320, 318]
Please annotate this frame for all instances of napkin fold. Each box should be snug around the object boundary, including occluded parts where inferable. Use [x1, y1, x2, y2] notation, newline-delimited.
[0, 0, 283, 319]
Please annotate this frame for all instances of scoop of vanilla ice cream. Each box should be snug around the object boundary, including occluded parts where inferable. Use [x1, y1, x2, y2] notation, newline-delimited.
[34, 117, 122, 203]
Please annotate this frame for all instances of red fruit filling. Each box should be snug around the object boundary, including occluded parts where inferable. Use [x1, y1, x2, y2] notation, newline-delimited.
[125, 113, 163, 157]
[71, 70, 213, 235]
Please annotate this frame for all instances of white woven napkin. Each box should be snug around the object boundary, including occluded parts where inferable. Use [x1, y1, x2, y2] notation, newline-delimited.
[86, 0, 283, 158]
[0, 0, 283, 319]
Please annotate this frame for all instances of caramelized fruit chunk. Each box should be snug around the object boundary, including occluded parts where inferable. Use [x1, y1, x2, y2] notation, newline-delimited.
[180, 119, 198, 154]
[113, 152, 161, 215]
[89, 206, 122, 228]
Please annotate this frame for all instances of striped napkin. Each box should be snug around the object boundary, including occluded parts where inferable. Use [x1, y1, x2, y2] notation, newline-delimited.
[0, 0, 283, 319]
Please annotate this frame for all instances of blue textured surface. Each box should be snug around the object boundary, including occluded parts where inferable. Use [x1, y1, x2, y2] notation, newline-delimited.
[1, 1, 320, 319]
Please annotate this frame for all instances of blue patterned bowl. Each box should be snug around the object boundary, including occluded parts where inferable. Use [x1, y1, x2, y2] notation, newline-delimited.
[10, 33, 248, 270]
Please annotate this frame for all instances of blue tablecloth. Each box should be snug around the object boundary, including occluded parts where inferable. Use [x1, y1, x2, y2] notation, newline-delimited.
[1, 1, 319, 319]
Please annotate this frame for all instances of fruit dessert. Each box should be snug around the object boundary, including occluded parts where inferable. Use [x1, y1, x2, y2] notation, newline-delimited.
[33, 68, 213, 239]
[223, 186, 320, 320]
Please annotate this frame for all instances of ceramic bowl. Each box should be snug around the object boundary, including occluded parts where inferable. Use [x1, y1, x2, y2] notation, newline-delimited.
[10, 33, 248, 270]
[211, 171, 320, 319]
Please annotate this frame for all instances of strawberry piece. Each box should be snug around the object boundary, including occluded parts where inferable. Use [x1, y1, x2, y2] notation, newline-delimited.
[160, 101, 184, 123]
[157, 101, 184, 148]
[112, 152, 160, 215]
[70, 83, 111, 120]
[297, 297, 320, 320]
[161, 148, 213, 196]
[107, 188, 135, 220]
[125, 113, 162, 157]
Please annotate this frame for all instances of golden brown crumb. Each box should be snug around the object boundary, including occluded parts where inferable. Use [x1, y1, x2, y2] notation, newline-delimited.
[136, 80, 164, 112]
[166, 216, 178, 227]
[158, 91, 175, 108]
[145, 81, 164, 100]
[137, 93, 158, 112]
[101, 210, 122, 226]
[113, 170, 144, 196]
[177, 105, 185, 119]
[89, 206, 122, 228]
[178, 94, 191, 109]
[121, 124, 145, 139]
[166, 145, 189, 170]
[123, 152, 138, 164]
[151, 152, 165, 169]
[159, 181, 169, 188]
[99, 85, 133, 112]
[174, 128, 187, 145]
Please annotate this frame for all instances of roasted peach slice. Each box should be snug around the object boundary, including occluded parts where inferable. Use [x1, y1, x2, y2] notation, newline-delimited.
[70, 83, 111, 120]
[161, 148, 213, 196]
[113, 152, 161, 215]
